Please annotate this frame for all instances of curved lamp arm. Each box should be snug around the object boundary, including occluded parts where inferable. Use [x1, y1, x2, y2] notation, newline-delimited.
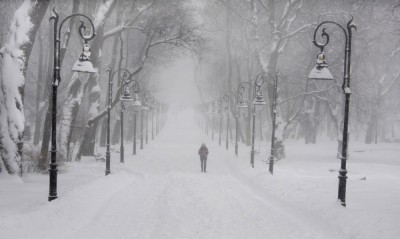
[312, 18, 356, 91]
[50, 8, 96, 44]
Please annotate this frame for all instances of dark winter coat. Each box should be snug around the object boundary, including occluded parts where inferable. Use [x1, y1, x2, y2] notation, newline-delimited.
[198, 144, 209, 156]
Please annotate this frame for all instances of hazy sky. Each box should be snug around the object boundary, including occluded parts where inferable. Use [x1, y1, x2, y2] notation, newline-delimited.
[154, 56, 201, 108]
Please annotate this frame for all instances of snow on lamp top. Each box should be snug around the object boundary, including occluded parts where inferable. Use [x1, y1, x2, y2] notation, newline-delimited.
[120, 85, 133, 102]
[72, 44, 97, 73]
[308, 52, 334, 80]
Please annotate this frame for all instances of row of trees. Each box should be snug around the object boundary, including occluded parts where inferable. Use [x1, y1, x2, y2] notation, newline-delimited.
[192, 0, 400, 158]
[0, 0, 202, 175]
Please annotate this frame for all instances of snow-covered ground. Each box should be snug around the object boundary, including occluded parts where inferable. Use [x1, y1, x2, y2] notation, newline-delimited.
[1, 110, 400, 239]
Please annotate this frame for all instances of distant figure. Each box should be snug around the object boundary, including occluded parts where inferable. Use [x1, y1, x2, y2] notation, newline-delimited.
[198, 143, 209, 172]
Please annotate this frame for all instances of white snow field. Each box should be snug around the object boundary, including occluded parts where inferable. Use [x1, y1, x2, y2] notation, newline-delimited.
[1, 110, 400, 239]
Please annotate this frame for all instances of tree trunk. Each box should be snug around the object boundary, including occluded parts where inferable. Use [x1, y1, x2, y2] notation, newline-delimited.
[0, 0, 49, 175]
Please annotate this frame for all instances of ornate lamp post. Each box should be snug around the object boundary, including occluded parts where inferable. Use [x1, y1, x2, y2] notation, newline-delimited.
[49, 8, 96, 202]
[105, 68, 131, 174]
[145, 97, 151, 144]
[309, 18, 356, 207]
[217, 99, 223, 146]
[156, 103, 160, 136]
[132, 87, 142, 155]
[206, 103, 212, 136]
[251, 73, 267, 168]
[119, 72, 132, 163]
[235, 83, 249, 157]
[150, 99, 156, 141]
[140, 90, 150, 149]
[223, 93, 231, 150]
[119, 73, 141, 162]
[267, 73, 279, 175]
[212, 100, 217, 141]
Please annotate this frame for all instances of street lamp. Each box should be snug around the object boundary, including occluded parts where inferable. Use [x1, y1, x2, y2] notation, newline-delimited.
[119, 72, 141, 163]
[156, 103, 160, 136]
[267, 72, 279, 175]
[119, 72, 133, 164]
[211, 100, 217, 141]
[206, 103, 212, 136]
[105, 68, 131, 174]
[132, 88, 142, 155]
[223, 93, 231, 150]
[251, 73, 267, 168]
[146, 96, 151, 145]
[235, 83, 249, 156]
[140, 90, 150, 149]
[150, 99, 156, 141]
[48, 8, 96, 202]
[217, 98, 223, 146]
[309, 18, 356, 207]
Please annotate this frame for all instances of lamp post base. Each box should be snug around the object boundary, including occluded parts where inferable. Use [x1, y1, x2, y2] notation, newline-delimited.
[48, 162, 58, 202]
[105, 150, 111, 176]
[250, 150, 254, 168]
[269, 156, 274, 174]
[120, 146, 124, 163]
[235, 144, 238, 157]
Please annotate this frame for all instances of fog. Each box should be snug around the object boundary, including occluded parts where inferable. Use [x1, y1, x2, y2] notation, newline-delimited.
[154, 57, 200, 108]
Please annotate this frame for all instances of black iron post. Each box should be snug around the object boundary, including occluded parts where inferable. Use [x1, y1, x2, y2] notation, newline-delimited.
[156, 105, 160, 136]
[250, 73, 267, 168]
[205, 107, 209, 136]
[133, 112, 137, 155]
[105, 69, 112, 176]
[146, 110, 149, 144]
[140, 90, 150, 147]
[311, 18, 355, 207]
[226, 114, 230, 150]
[151, 109, 154, 140]
[140, 109, 144, 149]
[106, 68, 131, 172]
[211, 113, 215, 141]
[234, 84, 248, 157]
[268, 73, 279, 174]
[250, 105, 256, 168]
[235, 110, 239, 156]
[49, 9, 95, 201]
[120, 102, 125, 163]
[218, 100, 222, 146]
[219, 113, 222, 146]
[223, 93, 230, 150]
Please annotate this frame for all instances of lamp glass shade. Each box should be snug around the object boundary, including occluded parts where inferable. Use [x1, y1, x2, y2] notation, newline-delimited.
[132, 102, 142, 112]
[253, 98, 267, 105]
[120, 94, 133, 102]
[236, 102, 248, 108]
[132, 93, 141, 105]
[132, 101, 141, 106]
[308, 52, 333, 80]
[253, 93, 266, 105]
[308, 66, 334, 80]
[72, 60, 96, 73]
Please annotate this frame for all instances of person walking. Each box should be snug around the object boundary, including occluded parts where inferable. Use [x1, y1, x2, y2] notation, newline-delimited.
[198, 143, 209, 172]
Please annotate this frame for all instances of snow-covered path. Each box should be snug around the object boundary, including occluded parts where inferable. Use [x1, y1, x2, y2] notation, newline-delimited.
[59, 111, 342, 239]
[2, 110, 399, 239]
